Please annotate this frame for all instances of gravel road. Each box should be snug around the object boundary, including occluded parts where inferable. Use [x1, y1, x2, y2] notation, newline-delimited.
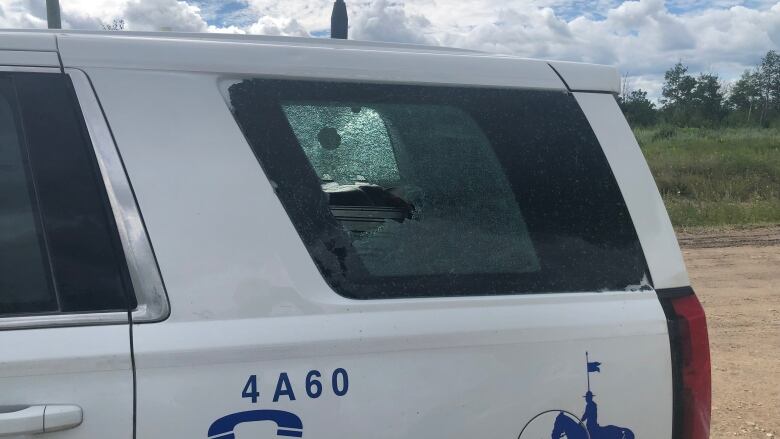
[679, 226, 780, 439]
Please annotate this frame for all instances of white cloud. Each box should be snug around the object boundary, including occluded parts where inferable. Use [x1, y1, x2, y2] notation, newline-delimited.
[350, 0, 435, 44]
[247, 16, 308, 37]
[0, 0, 209, 31]
[241, 0, 333, 33]
[123, 0, 208, 32]
[403, 0, 779, 98]
[1, 0, 778, 99]
[0, 0, 48, 28]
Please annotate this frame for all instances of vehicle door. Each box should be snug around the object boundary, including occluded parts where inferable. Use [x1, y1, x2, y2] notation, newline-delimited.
[0, 53, 165, 438]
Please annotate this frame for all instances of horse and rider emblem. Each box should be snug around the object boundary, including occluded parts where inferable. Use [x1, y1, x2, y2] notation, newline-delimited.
[519, 353, 635, 439]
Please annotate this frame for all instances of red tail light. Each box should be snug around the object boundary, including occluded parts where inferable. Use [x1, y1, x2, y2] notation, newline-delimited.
[661, 289, 711, 439]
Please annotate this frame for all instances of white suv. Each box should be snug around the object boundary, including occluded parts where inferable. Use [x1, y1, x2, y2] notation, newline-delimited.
[0, 30, 710, 439]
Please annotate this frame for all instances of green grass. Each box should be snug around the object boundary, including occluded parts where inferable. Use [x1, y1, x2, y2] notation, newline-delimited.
[635, 126, 780, 228]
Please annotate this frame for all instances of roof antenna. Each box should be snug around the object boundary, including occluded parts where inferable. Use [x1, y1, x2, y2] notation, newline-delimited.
[331, 0, 348, 39]
[46, 0, 62, 29]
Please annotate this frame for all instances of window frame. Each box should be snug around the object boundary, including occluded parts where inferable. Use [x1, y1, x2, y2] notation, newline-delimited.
[0, 66, 168, 329]
[227, 78, 651, 300]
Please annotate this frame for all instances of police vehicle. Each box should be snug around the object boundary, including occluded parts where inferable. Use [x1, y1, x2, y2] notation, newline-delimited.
[0, 29, 710, 439]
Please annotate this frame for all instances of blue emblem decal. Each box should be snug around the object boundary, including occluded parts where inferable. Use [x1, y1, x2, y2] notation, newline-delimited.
[578, 352, 634, 439]
[207, 409, 303, 439]
[519, 352, 635, 439]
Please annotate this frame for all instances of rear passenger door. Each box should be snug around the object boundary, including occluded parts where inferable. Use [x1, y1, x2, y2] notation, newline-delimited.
[0, 66, 164, 438]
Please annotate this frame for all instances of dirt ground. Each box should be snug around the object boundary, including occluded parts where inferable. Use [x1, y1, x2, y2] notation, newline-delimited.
[677, 226, 780, 439]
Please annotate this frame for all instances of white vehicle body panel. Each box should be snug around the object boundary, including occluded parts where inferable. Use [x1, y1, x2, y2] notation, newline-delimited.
[128, 294, 671, 438]
[0, 32, 60, 67]
[83, 61, 675, 438]
[58, 34, 565, 90]
[0, 32, 58, 51]
[0, 326, 133, 439]
[0, 50, 60, 68]
[0, 30, 690, 439]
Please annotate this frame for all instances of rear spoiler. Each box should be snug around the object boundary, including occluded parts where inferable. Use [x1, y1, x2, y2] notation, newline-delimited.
[548, 60, 621, 94]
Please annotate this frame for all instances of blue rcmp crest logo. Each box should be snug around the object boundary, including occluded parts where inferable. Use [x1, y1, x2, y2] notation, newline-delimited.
[518, 353, 635, 439]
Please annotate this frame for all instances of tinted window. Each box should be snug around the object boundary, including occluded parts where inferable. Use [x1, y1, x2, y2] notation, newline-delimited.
[0, 73, 133, 316]
[229, 79, 648, 299]
[0, 77, 55, 314]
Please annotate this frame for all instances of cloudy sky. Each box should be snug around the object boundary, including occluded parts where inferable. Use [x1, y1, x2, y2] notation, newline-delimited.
[1, 0, 778, 98]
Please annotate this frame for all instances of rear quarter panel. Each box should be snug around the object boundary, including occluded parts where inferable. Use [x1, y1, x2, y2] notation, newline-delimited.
[79, 66, 675, 439]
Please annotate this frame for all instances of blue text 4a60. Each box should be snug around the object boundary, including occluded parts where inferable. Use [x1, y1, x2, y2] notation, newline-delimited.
[241, 369, 349, 403]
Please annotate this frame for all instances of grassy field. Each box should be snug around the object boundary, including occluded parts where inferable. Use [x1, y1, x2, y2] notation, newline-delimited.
[635, 126, 780, 228]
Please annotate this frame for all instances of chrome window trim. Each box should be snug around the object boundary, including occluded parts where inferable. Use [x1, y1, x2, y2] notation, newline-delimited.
[0, 66, 169, 330]
[0, 311, 131, 330]
[67, 68, 170, 324]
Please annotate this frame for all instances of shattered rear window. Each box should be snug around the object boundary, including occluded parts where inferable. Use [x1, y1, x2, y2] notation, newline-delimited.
[228, 79, 648, 299]
[283, 105, 400, 186]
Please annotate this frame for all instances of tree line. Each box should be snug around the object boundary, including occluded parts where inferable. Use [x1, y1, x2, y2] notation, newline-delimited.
[618, 50, 780, 128]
